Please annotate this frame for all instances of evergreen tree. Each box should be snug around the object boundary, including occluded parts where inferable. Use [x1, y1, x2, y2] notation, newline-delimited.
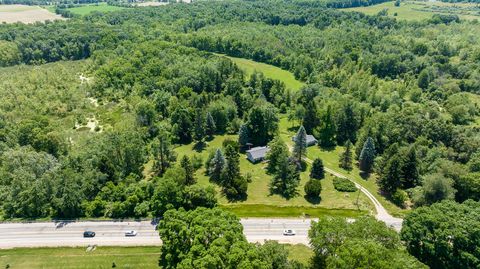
[209, 148, 225, 184]
[193, 109, 205, 143]
[304, 179, 322, 198]
[378, 156, 401, 194]
[180, 155, 196, 185]
[152, 129, 176, 176]
[266, 136, 289, 175]
[270, 155, 300, 199]
[317, 105, 336, 148]
[401, 147, 419, 189]
[238, 124, 249, 150]
[222, 144, 247, 199]
[339, 140, 353, 171]
[359, 137, 375, 173]
[303, 102, 319, 133]
[205, 112, 216, 139]
[293, 125, 307, 164]
[336, 102, 357, 145]
[310, 158, 325, 179]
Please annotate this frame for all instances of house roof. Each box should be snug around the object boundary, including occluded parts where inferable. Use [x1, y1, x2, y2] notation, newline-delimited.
[246, 146, 269, 160]
[292, 134, 318, 144]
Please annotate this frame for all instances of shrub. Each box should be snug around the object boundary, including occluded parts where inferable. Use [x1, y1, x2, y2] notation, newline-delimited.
[391, 189, 408, 208]
[304, 179, 322, 198]
[333, 177, 357, 192]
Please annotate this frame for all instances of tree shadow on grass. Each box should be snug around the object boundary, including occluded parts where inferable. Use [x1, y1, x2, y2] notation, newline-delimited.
[304, 195, 321, 205]
[359, 171, 371, 180]
[318, 144, 336, 152]
[193, 141, 206, 152]
[225, 192, 247, 202]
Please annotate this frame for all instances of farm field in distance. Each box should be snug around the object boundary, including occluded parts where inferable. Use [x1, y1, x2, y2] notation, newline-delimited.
[345, 0, 480, 21]
[62, 2, 126, 16]
[0, 5, 63, 23]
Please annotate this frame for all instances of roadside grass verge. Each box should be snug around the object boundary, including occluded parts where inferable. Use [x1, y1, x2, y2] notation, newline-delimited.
[285, 244, 313, 266]
[221, 204, 367, 218]
[0, 246, 160, 269]
[0, 245, 312, 268]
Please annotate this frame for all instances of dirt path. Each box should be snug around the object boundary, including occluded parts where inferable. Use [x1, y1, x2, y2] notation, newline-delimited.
[291, 146, 403, 231]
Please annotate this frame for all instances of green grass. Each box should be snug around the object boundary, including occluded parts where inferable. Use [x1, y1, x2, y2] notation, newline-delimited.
[174, 130, 373, 217]
[0, 245, 312, 268]
[345, 1, 480, 21]
[222, 55, 305, 91]
[285, 244, 313, 266]
[0, 246, 160, 269]
[65, 3, 126, 16]
[221, 204, 367, 218]
[278, 115, 408, 218]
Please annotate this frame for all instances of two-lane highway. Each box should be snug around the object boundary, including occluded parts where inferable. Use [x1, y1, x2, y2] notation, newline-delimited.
[0, 219, 313, 249]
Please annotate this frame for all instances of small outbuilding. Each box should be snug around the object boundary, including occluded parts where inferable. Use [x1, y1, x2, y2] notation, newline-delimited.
[292, 134, 318, 147]
[246, 146, 269, 163]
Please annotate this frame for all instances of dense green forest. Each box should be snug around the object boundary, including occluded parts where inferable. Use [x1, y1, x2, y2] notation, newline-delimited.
[1, 0, 480, 267]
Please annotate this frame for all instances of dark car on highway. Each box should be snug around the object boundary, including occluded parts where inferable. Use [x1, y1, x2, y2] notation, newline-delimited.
[83, 231, 96, 238]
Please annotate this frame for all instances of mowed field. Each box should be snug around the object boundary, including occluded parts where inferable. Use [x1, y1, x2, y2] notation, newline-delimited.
[64, 3, 126, 16]
[346, 1, 480, 21]
[0, 245, 312, 268]
[224, 55, 305, 92]
[0, 5, 63, 23]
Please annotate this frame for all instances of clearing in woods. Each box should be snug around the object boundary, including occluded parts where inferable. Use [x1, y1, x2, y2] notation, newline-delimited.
[345, 1, 480, 21]
[0, 5, 63, 23]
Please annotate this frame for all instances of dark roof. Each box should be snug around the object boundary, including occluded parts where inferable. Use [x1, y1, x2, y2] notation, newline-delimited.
[246, 146, 269, 160]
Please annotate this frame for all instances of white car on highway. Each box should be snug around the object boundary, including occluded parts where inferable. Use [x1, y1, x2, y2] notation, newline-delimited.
[283, 229, 296, 236]
[125, 230, 138, 237]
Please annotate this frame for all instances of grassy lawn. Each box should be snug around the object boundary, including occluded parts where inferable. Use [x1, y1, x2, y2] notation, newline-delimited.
[345, 1, 480, 21]
[0, 246, 160, 269]
[65, 3, 126, 16]
[278, 116, 409, 218]
[285, 244, 313, 266]
[222, 55, 305, 92]
[174, 131, 373, 218]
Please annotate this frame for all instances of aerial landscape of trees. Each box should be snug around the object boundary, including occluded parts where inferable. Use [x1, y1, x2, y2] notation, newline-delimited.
[0, 0, 480, 266]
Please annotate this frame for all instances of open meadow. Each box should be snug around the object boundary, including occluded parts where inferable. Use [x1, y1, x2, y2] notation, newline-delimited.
[346, 0, 480, 21]
[0, 5, 63, 23]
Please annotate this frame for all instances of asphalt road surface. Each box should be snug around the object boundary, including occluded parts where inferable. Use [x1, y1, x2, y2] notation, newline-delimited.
[0, 219, 313, 249]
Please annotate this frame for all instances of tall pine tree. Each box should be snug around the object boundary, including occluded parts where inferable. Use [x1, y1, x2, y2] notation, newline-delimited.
[270, 154, 300, 199]
[310, 158, 325, 179]
[401, 147, 419, 189]
[379, 156, 402, 194]
[293, 125, 307, 164]
[180, 155, 196, 185]
[317, 105, 336, 148]
[238, 124, 249, 150]
[193, 109, 206, 143]
[222, 144, 247, 199]
[266, 136, 289, 175]
[339, 140, 353, 171]
[209, 148, 225, 184]
[205, 112, 216, 139]
[336, 102, 358, 145]
[359, 137, 375, 173]
[152, 129, 176, 176]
